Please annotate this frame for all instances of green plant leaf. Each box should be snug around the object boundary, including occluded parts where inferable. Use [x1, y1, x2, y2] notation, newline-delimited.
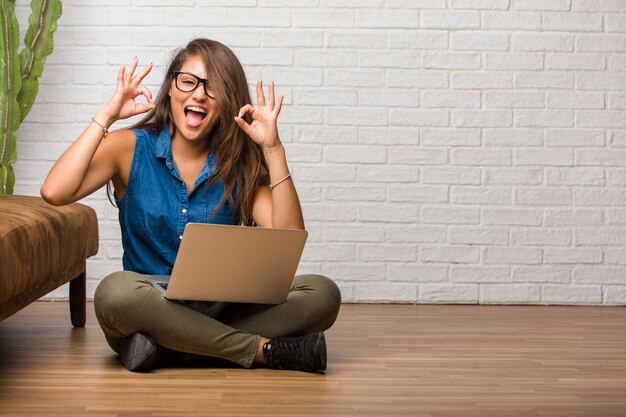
[18, 0, 62, 123]
[0, 164, 15, 194]
[0, 0, 22, 194]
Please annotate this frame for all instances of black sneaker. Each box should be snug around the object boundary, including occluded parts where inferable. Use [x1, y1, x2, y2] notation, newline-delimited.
[119, 332, 158, 372]
[263, 332, 327, 373]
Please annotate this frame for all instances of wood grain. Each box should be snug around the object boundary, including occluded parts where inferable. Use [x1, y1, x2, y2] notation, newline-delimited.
[1, 302, 625, 416]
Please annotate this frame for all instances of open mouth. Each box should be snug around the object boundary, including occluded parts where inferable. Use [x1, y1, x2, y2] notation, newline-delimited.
[184, 106, 207, 128]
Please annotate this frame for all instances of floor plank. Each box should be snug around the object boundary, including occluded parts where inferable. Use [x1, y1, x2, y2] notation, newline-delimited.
[1, 302, 625, 416]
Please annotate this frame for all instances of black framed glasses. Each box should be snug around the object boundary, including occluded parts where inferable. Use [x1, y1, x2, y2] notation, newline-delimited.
[172, 71, 215, 99]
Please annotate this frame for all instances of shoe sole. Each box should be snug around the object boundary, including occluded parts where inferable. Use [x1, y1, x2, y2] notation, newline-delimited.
[119, 333, 156, 372]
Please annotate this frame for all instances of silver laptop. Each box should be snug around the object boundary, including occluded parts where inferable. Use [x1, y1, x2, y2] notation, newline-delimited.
[145, 223, 308, 304]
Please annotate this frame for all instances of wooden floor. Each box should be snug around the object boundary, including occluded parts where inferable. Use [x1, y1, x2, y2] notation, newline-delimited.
[0, 303, 625, 417]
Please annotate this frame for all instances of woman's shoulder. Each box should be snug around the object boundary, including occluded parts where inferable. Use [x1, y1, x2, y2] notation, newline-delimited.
[130, 124, 168, 146]
[103, 128, 137, 155]
[106, 127, 137, 141]
[107, 126, 156, 141]
[104, 124, 166, 158]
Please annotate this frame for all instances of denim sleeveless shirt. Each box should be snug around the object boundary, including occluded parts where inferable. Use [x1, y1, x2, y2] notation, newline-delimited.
[116, 124, 235, 275]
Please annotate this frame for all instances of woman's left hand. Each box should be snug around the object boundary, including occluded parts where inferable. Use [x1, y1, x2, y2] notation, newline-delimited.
[234, 80, 284, 151]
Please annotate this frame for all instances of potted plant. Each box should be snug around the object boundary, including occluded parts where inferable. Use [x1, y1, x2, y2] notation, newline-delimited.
[0, 0, 62, 194]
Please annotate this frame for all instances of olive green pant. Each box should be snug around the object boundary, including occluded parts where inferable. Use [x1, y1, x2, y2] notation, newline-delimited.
[93, 271, 341, 368]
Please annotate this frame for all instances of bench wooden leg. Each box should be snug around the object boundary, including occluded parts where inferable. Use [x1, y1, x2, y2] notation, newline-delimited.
[69, 272, 86, 327]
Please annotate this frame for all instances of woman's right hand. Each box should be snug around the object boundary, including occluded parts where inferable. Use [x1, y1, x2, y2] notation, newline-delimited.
[100, 57, 155, 125]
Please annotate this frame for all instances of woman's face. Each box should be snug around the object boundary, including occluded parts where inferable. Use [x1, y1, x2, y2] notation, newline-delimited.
[169, 54, 219, 144]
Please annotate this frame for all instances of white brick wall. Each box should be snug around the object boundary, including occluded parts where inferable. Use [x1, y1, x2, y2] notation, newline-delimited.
[13, 1, 626, 305]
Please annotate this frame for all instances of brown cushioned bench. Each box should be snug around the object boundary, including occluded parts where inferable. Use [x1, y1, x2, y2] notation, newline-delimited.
[0, 195, 99, 326]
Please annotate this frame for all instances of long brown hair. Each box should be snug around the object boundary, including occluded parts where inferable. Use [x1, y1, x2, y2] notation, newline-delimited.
[109, 39, 269, 226]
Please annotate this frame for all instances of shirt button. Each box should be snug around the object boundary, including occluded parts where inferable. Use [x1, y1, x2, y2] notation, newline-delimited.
[182, 208, 187, 214]
[179, 235, 183, 240]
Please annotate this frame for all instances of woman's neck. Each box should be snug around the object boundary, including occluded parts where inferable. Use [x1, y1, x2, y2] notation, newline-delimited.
[170, 131, 210, 162]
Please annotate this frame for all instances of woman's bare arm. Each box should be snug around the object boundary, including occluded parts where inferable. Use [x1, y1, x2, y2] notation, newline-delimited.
[40, 58, 153, 205]
[236, 81, 304, 230]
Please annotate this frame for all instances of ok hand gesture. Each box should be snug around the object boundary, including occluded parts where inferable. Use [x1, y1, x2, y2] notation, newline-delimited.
[102, 57, 155, 124]
[234, 80, 284, 150]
